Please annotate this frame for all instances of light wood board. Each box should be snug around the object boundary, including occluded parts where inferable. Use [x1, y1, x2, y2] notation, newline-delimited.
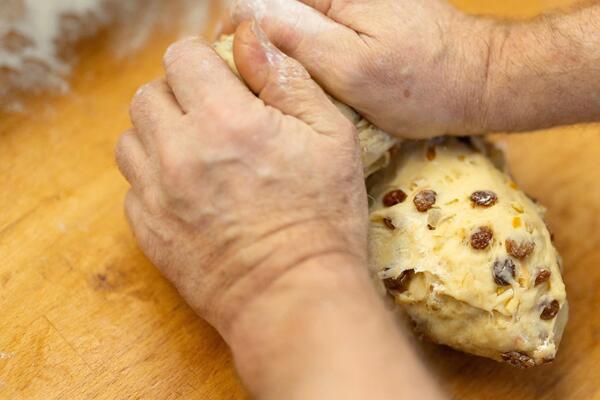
[1, 0, 599, 399]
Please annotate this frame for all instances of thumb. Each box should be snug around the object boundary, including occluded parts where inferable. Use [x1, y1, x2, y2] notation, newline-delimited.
[233, 20, 351, 136]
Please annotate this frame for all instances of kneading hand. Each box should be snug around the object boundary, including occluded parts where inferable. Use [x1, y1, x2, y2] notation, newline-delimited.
[229, 0, 492, 138]
[115, 21, 368, 337]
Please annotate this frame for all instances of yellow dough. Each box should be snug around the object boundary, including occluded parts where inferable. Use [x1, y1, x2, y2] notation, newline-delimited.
[368, 139, 568, 367]
[214, 35, 568, 368]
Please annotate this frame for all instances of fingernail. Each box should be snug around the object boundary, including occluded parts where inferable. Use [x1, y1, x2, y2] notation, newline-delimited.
[251, 20, 284, 65]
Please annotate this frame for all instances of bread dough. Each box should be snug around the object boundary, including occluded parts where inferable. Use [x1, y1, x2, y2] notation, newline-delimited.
[368, 138, 568, 366]
[214, 35, 568, 367]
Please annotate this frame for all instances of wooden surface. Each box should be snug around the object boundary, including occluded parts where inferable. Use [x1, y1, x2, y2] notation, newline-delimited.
[1, 0, 599, 399]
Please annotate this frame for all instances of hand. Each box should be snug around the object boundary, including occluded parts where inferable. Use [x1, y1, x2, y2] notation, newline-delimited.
[230, 0, 493, 138]
[115, 21, 368, 338]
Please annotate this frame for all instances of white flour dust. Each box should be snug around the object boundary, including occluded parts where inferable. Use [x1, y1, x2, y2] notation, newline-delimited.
[0, 0, 213, 112]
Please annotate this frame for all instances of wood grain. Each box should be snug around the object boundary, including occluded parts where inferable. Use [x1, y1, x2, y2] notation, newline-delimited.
[1, 0, 598, 399]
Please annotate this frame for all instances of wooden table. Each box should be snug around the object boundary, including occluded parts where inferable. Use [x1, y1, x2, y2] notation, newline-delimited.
[1, 1, 598, 399]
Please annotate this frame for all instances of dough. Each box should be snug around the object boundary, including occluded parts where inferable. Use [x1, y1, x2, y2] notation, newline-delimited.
[214, 35, 568, 367]
[368, 138, 568, 367]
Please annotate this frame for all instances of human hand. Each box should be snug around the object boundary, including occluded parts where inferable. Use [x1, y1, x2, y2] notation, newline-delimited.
[229, 0, 494, 138]
[115, 21, 368, 338]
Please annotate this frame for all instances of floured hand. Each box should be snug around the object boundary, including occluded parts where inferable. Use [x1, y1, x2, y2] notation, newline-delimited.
[229, 0, 493, 138]
[115, 21, 368, 337]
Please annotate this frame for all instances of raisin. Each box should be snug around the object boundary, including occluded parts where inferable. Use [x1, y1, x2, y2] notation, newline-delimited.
[470, 190, 498, 207]
[457, 136, 474, 148]
[506, 239, 535, 259]
[426, 146, 436, 161]
[383, 269, 415, 293]
[534, 269, 551, 286]
[501, 352, 536, 369]
[383, 189, 407, 207]
[414, 190, 437, 212]
[383, 218, 395, 230]
[493, 258, 515, 286]
[470, 226, 493, 250]
[540, 300, 560, 320]
[427, 224, 435, 231]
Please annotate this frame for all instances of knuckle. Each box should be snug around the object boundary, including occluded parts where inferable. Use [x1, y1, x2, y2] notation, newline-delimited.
[124, 190, 140, 223]
[114, 132, 129, 163]
[129, 79, 166, 127]
[141, 189, 163, 216]
[158, 149, 189, 194]
[199, 98, 229, 123]
[200, 98, 261, 136]
[115, 131, 136, 171]
[129, 84, 152, 121]
[163, 37, 198, 72]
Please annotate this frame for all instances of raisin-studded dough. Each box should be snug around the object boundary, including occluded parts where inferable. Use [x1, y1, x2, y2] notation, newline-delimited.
[213, 35, 568, 367]
[368, 139, 568, 367]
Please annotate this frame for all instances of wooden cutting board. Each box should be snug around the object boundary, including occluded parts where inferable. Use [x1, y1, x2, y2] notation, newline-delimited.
[1, 0, 599, 399]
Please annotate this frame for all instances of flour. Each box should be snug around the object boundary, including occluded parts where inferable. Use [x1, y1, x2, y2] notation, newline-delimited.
[0, 0, 212, 112]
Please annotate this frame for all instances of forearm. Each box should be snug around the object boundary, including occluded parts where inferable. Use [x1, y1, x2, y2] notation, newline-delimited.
[481, 4, 600, 132]
[226, 255, 446, 400]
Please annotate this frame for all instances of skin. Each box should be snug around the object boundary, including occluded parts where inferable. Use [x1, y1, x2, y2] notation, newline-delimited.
[228, 0, 600, 136]
[116, 1, 600, 399]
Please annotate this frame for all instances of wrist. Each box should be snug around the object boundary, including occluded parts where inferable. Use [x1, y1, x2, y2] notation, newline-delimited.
[224, 254, 446, 400]
[206, 217, 368, 336]
[444, 15, 502, 134]
[225, 252, 369, 345]
[224, 253, 373, 394]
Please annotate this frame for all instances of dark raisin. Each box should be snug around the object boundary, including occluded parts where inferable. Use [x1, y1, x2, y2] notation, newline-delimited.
[414, 190, 437, 212]
[427, 224, 435, 231]
[540, 300, 560, 320]
[383, 269, 415, 293]
[501, 352, 536, 369]
[493, 258, 516, 286]
[383, 189, 407, 207]
[383, 218, 395, 230]
[457, 136, 474, 148]
[506, 239, 535, 259]
[426, 146, 436, 161]
[470, 190, 498, 207]
[534, 269, 551, 286]
[470, 226, 493, 250]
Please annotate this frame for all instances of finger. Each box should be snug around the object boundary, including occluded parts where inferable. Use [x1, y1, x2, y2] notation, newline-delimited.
[124, 190, 159, 265]
[115, 129, 150, 190]
[163, 36, 256, 113]
[231, 0, 365, 96]
[129, 79, 183, 149]
[124, 190, 176, 282]
[233, 21, 351, 136]
[295, 0, 385, 28]
[218, 14, 235, 36]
